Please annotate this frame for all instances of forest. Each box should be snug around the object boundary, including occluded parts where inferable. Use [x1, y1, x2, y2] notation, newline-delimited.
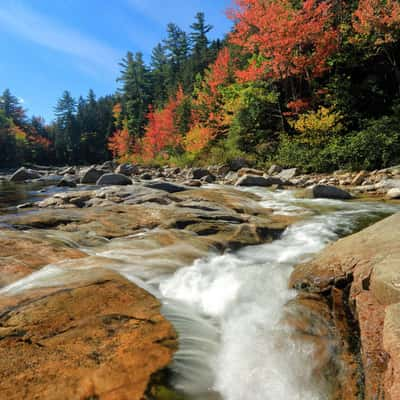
[1, 0, 400, 172]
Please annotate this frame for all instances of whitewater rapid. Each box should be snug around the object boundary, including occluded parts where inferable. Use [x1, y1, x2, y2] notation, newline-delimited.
[155, 188, 399, 400]
[1, 187, 398, 399]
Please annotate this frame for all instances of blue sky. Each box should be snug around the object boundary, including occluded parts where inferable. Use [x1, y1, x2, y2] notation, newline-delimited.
[0, 0, 233, 123]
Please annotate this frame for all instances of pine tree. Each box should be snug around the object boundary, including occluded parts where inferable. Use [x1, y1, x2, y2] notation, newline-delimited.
[150, 43, 169, 106]
[54, 91, 79, 164]
[118, 52, 151, 137]
[164, 23, 190, 92]
[190, 12, 213, 76]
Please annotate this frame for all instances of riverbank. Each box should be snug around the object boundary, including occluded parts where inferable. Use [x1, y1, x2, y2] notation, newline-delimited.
[0, 165, 399, 399]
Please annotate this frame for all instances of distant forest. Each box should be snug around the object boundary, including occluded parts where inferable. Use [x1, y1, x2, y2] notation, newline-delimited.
[2, 1, 400, 172]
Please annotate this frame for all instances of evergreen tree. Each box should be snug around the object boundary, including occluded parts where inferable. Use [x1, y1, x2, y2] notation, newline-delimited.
[118, 52, 151, 137]
[190, 12, 213, 76]
[0, 89, 25, 124]
[54, 91, 79, 164]
[164, 24, 190, 92]
[150, 43, 169, 106]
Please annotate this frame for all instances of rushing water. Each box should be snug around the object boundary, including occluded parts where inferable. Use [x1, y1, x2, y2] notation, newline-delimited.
[0, 182, 399, 399]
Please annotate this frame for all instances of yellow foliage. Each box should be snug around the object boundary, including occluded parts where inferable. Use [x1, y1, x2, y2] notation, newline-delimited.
[289, 106, 343, 145]
[12, 125, 27, 142]
[184, 125, 214, 154]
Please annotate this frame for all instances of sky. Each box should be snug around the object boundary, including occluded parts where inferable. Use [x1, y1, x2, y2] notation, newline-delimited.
[0, 0, 233, 123]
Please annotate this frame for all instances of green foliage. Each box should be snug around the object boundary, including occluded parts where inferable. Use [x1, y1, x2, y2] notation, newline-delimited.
[277, 105, 400, 172]
[222, 81, 282, 162]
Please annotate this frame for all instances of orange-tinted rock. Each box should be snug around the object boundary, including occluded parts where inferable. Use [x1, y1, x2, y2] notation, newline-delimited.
[0, 230, 85, 287]
[290, 212, 400, 399]
[0, 272, 176, 400]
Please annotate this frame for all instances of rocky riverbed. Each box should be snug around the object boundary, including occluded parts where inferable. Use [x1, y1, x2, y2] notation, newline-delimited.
[0, 163, 399, 399]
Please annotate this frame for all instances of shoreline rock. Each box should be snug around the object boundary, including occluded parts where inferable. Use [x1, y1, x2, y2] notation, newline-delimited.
[289, 212, 400, 399]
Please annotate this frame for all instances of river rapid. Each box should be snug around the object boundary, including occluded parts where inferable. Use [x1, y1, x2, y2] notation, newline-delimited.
[0, 181, 399, 400]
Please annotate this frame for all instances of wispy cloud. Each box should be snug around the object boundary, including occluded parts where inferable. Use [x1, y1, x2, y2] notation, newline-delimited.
[126, 0, 201, 28]
[0, 1, 121, 76]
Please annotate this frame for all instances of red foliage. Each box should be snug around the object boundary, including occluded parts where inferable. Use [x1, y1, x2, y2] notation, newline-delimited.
[107, 127, 132, 159]
[286, 98, 312, 115]
[29, 134, 51, 149]
[228, 0, 338, 81]
[353, 0, 400, 43]
[192, 48, 233, 134]
[207, 48, 232, 95]
[138, 87, 185, 161]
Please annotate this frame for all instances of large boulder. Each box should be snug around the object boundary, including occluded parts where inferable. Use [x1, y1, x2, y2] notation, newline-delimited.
[96, 173, 132, 186]
[0, 271, 177, 400]
[311, 184, 352, 200]
[9, 167, 42, 182]
[235, 174, 283, 187]
[290, 212, 400, 399]
[80, 167, 103, 184]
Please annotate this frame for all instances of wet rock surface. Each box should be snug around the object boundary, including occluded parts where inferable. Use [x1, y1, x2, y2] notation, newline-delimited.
[0, 271, 176, 400]
[290, 212, 400, 399]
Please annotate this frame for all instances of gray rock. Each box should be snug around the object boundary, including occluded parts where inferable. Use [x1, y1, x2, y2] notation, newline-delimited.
[229, 158, 249, 172]
[183, 180, 202, 187]
[80, 167, 103, 184]
[235, 174, 284, 187]
[387, 188, 400, 199]
[189, 168, 210, 180]
[311, 184, 352, 200]
[278, 168, 298, 181]
[115, 163, 138, 176]
[144, 181, 189, 193]
[200, 174, 216, 183]
[9, 167, 42, 182]
[60, 167, 76, 175]
[140, 172, 153, 180]
[57, 177, 77, 188]
[268, 164, 282, 175]
[96, 173, 132, 186]
[100, 160, 115, 171]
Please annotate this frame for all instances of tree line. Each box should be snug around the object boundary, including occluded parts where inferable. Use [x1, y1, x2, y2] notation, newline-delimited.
[0, 12, 220, 167]
[2, 3, 400, 171]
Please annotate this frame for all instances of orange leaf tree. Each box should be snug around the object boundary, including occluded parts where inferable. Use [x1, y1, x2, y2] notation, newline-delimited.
[228, 0, 338, 87]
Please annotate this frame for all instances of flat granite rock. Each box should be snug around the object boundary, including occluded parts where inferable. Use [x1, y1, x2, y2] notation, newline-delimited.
[0, 271, 177, 400]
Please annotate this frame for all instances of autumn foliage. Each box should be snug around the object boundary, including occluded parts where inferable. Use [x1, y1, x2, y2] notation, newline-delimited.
[353, 0, 400, 44]
[134, 86, 186, 161]
[108, 127, 132, 160]
[228, 0, 338, 81]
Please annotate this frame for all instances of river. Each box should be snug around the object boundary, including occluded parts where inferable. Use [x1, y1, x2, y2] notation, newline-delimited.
[0, 180, 399, 399]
